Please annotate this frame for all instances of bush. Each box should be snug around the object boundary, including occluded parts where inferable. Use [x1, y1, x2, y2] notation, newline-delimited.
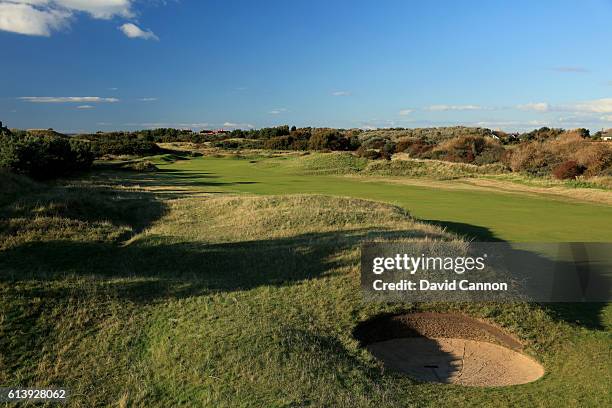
[508, 143, 560, 176]
[396, 138, 434, 158]
[431, 136, 494, 163]
[473, 144, 506, 165]
[509, 133, 612, 177]
[552, 160, 585, 180]
[212, 139, 243, 149]
[519, 127, 565, 142]
[124, 160, 158, 172]
[263, 135, 308, 151]
[360, 136, 387, 150]
[381, 141, 396, 156]
[308, 129, 350, 151]
[76, 132, 162, 157]
[0, 131, 93, 179]
[355, 146, 381, 159]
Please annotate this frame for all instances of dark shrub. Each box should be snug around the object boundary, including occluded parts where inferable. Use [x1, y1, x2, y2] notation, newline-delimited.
[262, 135, 309, 151]
[212, 139, 242, 149]
[396, 138, 434, 157]
[382, 142, 396, 157]
[473, 144, 506, 165]
[307, 129, 350, 151]
[356, 146, 381, 159]
[264, 136, 291, 150]
[84, 134, 161, 157]
[0, 132, 93, 179]
[434, 136, 487, 163]
[360, 136, 387, 150]
[552, 160, 585, 179]
[519, 127, 564, 142]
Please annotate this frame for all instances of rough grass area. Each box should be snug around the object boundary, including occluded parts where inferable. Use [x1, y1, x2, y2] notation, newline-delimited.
[486, 172, 612, 190]
[282, 152, 369, 174]
[1, 175, 610, 407]
[279, 152, 505, 178]
[362, 158, 507, 179]
[0, 171, 40, 206]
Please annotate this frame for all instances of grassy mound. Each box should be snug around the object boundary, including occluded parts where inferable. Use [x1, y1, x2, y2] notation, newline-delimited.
[363, 159, 507, 179]
[123, 160, 158, 172]
[275, 152, 506, 179]
[285, 152, 369, 174]
[0, 180, 163, 251]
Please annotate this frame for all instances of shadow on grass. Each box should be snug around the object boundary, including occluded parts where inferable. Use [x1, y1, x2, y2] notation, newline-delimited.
[0, 228, 438, 303]
[1, 179, 608, 330]
[421, 220, 610, 330]
[422, 219, 503, 242]
[80, 168, 259, 198]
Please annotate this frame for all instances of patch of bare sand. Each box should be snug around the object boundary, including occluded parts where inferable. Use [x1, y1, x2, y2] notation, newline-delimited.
[358, 313, 544, 386]
[367, 338, 544, 386]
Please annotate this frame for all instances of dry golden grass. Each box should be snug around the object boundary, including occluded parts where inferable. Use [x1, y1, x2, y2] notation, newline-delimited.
[509, 133, 612, 177]
[361, 157, 507, 179]
[137, 194, 452, 245]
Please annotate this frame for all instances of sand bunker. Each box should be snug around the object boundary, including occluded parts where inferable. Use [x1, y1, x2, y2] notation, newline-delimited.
[355, 313, 544, 386]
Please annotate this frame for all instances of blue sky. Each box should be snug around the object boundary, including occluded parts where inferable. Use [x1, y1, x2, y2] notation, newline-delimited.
[1, 0, 611, 132]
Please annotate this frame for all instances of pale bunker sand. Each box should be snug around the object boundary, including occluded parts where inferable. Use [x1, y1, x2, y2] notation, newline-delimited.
[367, 338, 544, 386]
[356, 313, 545, 387]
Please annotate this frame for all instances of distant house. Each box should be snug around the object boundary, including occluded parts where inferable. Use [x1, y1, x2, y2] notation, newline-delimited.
[601, 129, 612, 141]
[200, 129, 227, 135]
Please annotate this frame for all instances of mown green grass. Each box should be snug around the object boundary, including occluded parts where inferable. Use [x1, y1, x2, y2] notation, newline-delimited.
[144, 154, 612, 242]
[1, 156, 611, 407]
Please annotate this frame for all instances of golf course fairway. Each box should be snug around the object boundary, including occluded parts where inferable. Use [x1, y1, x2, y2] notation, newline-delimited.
[151, 155, 612, 242]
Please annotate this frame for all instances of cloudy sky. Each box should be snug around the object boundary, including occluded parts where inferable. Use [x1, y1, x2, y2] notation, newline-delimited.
[1, 0, 611, 132]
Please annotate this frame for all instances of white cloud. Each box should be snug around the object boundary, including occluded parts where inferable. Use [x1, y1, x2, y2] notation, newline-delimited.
[517, 98, 612, 114]
[118, 22, 158, 40]
[54, 0, 132, 19]
[138, 97, 158, 101]
[223, 122, 253, 129]
[517, 102, 550, 112]
[601, 115, 612, 122]
[398, 109, 413, 116]
[268, 108, 287, 115]
[20, 96, 119, 103]
[425, 104, 484, 111]
[0, 3, 70, 36]
[570, 98, 612, 113]
[76, 104, 94, 109]
[0, 1, 135, 36]
[331, 91, 351, 96]
[139, 122, 210, 129]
